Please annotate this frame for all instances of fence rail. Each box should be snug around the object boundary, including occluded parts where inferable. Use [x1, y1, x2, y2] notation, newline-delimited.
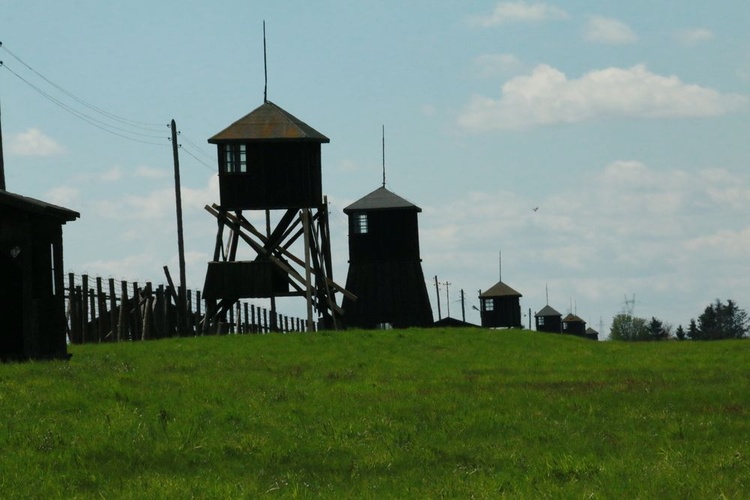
[65, 273, 309, 344]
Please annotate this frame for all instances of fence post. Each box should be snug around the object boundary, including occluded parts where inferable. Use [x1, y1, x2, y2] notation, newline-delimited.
[132, 282, 142, 341]
[108, 279, 117, 341]
[82, 274, 89, 343]
[118, 280, 129, 341]
[96, 277, 106, 342]
[195, 291, 202, 335]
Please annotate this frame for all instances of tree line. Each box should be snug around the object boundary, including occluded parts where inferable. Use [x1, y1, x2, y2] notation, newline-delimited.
[609, 299, 748, 341]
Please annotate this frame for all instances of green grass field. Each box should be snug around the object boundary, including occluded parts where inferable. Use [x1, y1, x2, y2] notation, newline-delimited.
[1, 328, 748, 498]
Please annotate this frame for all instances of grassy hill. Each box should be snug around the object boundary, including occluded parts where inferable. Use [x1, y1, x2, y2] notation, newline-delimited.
[1, 328, 748, 498]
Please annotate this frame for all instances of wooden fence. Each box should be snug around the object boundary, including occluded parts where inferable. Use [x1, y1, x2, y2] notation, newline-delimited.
[65, 273, 310, 344]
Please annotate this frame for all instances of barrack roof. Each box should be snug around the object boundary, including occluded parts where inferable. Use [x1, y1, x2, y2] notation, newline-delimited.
[0, 189, 79, 222]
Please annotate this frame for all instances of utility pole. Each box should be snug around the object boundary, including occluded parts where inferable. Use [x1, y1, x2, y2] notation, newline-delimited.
[434, 276, 442, 321]
[0, 92, 6, 191]
[170, 120, 188, 334]
[443, 281, 452, 318]
[460, 289, 466, 322]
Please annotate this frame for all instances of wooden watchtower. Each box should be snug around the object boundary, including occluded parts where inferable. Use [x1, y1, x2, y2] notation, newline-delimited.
[341, 186, 433, 328]
[202, 100, 350, 331]
[535, 304, 562, 333]
[479, 281, 523, 328]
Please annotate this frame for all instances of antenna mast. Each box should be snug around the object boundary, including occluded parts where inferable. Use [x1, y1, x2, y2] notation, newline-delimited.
[381, 125, 386, 188]
[498, 250, 502, 282]
[263, 21, 268, 103]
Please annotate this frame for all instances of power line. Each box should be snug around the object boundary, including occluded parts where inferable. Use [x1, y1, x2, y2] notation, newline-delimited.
[0, 41, 165, 131]
[1, 61, 169, 146]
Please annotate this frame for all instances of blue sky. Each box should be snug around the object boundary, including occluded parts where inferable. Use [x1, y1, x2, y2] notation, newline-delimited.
[1, 1, 749, 333]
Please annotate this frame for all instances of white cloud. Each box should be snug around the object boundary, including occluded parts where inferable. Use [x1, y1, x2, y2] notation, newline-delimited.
[458, 64, 747, 131]
[675, 28, 714, 46]
[7, 128, 66, 156]
[45, 186, 80, 207]
[135, 165, 167, 179]
[472, 53, 523, 78]
[420, 161, 750, 328]
[584, 16, 638, 45]
[100, 166, 123, 182]
[469, 2, 569, 27]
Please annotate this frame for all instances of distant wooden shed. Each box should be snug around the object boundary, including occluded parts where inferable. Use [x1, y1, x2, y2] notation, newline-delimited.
[0, 190, 79, 361]
[584, 327, 599, 341]
[535, 304, 562, 333]
[562, 313, 587, 336]
[479, 281, 522, 328]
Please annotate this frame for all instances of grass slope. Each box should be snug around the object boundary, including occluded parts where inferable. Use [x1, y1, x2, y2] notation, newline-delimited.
[1, 329, 748, 498]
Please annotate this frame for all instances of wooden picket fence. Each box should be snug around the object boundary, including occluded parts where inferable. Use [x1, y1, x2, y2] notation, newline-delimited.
[65, 273, 310, 344]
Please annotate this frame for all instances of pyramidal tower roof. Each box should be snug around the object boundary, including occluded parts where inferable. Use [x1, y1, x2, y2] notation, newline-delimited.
[208, 100, 329, 143]
[480, 281, 522, 298]
[344, 186, 421, 213]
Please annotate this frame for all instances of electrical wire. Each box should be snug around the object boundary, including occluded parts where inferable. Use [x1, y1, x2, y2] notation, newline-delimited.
[0, 41, 165, 131]
[1, 61, 169, 146]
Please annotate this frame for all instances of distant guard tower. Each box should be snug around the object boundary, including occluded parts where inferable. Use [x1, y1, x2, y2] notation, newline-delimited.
[202, 100, 351, 331]
[342, 186, 433, 328]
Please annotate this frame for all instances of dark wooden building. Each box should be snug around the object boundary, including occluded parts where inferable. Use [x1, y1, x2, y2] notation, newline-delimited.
[535, 304, 562, 333]
[202, 100, 349, 331]
[208, 100, 327, 211]
[584, 327, 599, 341]
[479, 281, 522, 328]
[562, 313, 587, 336]
[342, 186, 433, 328]
[0, 190, 79, 360]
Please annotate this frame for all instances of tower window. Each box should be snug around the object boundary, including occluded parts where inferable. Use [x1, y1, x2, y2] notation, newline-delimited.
[352, 213, 368, 234]
[483, 298, 494, 311]
[223, 144, 247, 173]
[538, 316, 545, 326]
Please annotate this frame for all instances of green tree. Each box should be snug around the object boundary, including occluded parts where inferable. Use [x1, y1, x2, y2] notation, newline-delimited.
[675, 325, 686, 340]
[609, 314, 650, 341]
[648, 317, 670, 341]
[691, 299, 748, 340]
[688, 319, 699, 339]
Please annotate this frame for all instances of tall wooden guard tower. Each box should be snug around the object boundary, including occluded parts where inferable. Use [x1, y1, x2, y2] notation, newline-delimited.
[202, 100, 351, 331]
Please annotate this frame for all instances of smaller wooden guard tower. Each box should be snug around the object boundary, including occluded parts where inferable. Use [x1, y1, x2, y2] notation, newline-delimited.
[535, 304, 562, 333]
[202, 100, 351, 331]
[342, 186, 433, 328]
[0, 190, 79, 360]
[562, 313, 587, 336]
[479, 281, 522, 328]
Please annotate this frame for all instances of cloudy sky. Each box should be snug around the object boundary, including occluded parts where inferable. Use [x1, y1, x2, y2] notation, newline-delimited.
[1, 1, 748, 333]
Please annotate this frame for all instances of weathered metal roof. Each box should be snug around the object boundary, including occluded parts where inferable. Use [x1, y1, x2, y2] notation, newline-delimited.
[0, 189, 79, 222]
[343, 186, 421, 213]
[208, 100, 329, 143]
[535, 304, 562, 317]
[479, 281, 522, 298]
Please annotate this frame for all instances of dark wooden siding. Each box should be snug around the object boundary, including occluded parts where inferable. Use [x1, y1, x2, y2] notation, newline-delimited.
[342, 260, 433, 329]
[536, 315, 562, 333]
[0, 207, 70, 361]
[217, 142, 322, 210]
[347, 209, 420, 264]
[203, 261, 290, 299]
[480, 296, 522, 328]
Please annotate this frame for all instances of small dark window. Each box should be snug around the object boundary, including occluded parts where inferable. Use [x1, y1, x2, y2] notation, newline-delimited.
[352, 213, 368, 234]
[223, 144, 247, 173]
[538, 316, 545, 326]
[483, 298, 494, 312]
